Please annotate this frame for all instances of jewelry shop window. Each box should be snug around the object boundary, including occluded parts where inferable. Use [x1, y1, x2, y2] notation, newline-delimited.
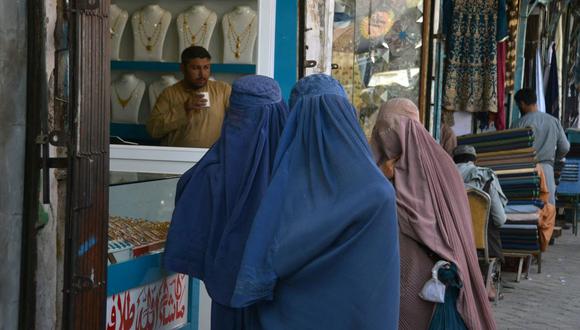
[106, 0, 277, 328]
[331, 0, 424, 137]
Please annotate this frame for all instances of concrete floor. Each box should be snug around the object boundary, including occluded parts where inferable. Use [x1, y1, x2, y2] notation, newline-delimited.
[493, 229, 580, 329]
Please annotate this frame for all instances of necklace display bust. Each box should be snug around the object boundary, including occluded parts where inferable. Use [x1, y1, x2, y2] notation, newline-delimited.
[110, 4, 129, 60]
[131, 5, 172, 61]
[111, 74, 146, 124]
[222, 6, 258, 64]
[149, 75, 179, 111]
[177, 6, 217, 54]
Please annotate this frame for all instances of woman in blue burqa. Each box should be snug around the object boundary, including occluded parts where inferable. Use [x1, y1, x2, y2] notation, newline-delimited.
[229, 74, 401, 329]
[163, 75, 289, 329]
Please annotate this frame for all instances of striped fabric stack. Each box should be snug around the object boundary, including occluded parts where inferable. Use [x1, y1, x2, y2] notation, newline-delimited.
[502, 206, 541, 251]
[557, 129, 580, 184]
[458, 128, 541, 251]
[556, 159, 580, 197]
[556, 129, 580, 235]
[564, 128, 580, 158]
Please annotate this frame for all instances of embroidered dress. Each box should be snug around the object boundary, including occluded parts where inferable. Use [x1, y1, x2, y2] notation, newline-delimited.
[505, 0, 520, 91]
[443, 0, 507, 113]
[496, 41, 507, 129]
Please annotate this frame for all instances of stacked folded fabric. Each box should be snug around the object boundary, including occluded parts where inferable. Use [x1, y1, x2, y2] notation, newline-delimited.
[501, 205, 541, 251]
[457, 128, 534, 154]
[564, 129, 580, 158]
[458, 128, 541, 206]
[499, 225, 541, 250]
[458, 128, 542, 253]
[556, 129, 580, 201]
[556, 158, 580, 203]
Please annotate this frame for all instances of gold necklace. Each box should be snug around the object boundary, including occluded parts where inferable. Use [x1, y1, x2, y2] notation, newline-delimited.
[183, 13, 211, 46]
[114, 84, 140, 109]
[226, 15, 256, 59]
[137, 10, 166, 51]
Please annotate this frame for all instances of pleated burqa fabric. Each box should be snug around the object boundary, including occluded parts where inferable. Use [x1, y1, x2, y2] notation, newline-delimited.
[163, 75, 289, 329]
[370, 98, 496, 330]
[231, 74, 401, 330]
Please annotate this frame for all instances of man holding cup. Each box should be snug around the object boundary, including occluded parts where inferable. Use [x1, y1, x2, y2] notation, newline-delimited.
[147, 46, 232, 147]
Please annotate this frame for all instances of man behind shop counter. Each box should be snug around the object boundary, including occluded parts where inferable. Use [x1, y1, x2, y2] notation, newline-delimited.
[511, 88, 570, 204]
[147, 46, 232, 148]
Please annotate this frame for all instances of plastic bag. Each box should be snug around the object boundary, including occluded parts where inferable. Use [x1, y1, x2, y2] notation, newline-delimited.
[418, 260, 450, 303]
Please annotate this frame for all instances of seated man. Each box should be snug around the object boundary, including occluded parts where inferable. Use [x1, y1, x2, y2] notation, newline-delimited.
[453, 145, 507, 260]
[147, 46, 232, 147]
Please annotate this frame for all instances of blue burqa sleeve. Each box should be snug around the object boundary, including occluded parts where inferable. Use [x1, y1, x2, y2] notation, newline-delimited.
[231, 74, 401, 330]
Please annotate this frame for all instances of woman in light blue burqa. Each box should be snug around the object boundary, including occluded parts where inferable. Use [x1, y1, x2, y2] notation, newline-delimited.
[163, 75, 289, 329]
[231, 74, 400, 329]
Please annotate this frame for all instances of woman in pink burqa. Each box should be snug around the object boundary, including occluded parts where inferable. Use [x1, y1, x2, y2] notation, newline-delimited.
[370, 98, 495, 330]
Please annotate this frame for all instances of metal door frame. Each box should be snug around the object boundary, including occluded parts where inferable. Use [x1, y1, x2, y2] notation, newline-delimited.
[62, 0, 110, 328]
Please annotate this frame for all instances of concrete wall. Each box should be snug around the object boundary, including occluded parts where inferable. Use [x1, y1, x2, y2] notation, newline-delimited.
[36, 0, 59, 328]
[0, 0, 27, 329]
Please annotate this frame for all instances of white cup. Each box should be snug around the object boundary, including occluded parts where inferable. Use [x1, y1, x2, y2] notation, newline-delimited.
[197, 92, 210, 108]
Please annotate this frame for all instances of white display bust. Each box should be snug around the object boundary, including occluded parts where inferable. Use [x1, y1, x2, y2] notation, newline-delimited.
[110, 4, 129, 60]
[148, 75, 179, 111]
[177, 6, 217, 55]
[111, 74, 146, 124]
[222, 6, 258, 64]
[131, 5, 172, 61]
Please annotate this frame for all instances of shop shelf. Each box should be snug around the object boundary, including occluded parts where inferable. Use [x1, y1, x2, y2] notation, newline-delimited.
[110, 123, 159, 145]
[111, 60, 256, 74]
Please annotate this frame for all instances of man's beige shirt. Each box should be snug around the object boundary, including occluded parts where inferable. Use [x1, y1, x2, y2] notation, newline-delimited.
[147, 80, 232, 147]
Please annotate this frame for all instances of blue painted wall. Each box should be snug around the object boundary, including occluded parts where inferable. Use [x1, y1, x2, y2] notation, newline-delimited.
[274, 0, 299, 99]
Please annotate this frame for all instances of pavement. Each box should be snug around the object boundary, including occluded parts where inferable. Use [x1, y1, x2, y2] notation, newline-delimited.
[493, 229, 580, 329]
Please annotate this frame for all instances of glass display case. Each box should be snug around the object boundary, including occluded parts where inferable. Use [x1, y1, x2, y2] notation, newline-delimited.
[108, 173, 177, 264]
[106, 146, 211, 330]
[330, 0, 425, 137]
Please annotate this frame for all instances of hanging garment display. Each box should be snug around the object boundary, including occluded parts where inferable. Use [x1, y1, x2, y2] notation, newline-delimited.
[535, 48, 547, 113]
[495, 0, 508, 130]
[576, 37, 580, 90]
[565, 85, 579, 128]
[505, 0, 520, 92]
[565, 21, 580, 92]
[496, 41, 507, 130]
[545, 43, 559, 118]
[442, 0, 508, 113]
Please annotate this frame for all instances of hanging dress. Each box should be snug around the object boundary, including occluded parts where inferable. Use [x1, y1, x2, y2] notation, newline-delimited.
[443, 0, 507, 113]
